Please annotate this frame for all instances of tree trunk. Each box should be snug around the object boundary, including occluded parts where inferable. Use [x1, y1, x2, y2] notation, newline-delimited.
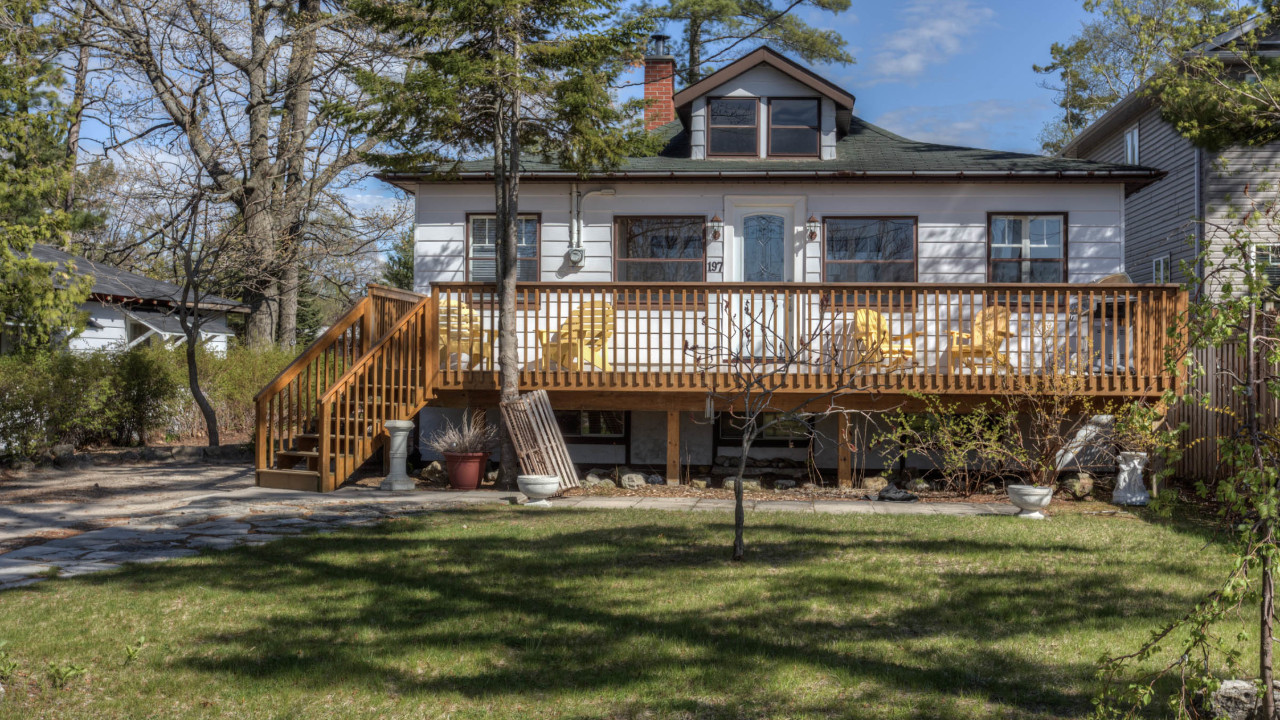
[186, 333, 220, 447]
[493, 28, 522, 489]
[65, 10, 90, 215]
[279, 257, 299, 347]
[686, 19, 703, 83]
[1263, 550, 1276, 720]
[732, 433, 750, 561]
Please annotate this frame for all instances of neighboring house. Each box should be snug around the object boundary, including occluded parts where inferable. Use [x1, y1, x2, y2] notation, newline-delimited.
[254, 42, 1186, 492]
[1059, 18, 1280, 286]
[1, 244, 247, 354]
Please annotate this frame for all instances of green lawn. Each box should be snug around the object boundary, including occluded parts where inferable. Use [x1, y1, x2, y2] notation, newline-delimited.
[0, 507, 1239, 719]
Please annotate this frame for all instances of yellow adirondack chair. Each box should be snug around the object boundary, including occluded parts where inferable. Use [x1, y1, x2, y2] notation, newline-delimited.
[948, 305, 1013, 373]
[438, 299, 492, 370]
[840, 309, 923, 371]
[537, 301, 614, 371]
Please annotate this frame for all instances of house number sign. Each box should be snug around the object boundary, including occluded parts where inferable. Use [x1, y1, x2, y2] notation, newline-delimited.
[707, 261, 723, 273]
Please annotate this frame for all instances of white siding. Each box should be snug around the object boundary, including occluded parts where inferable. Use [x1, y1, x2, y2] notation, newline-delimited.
[413, 181, 1126, 287]
[68, 302, 128, 352]
[686, 65, 826, 160]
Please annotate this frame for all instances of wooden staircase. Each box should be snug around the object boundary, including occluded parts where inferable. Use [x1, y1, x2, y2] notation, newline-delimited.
[254, 285, 440, 492]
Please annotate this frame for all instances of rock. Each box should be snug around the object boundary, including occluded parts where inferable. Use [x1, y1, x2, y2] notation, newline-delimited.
[715, 455, 734, 467]
[204, 444, 251, 463]
[982, 482, 999, 494]
[49, 444, 76, 467]
[586, 468, 613, 480]
[141, 446, 172, 462]
[419, 461, 447, 482]
[908, 479, 932, 493]
[172, 445, 203, 462]
[645, 474, 664, 485]
[8, 459, 34, 473]
[120, 450, 141, 463]
[583, 477, 616, 490]
[484, 470, 499, 483]
[1206, 679, 1280, 720]
[775, 479, 797, 490]
[691, 478, 709, 489]
[861, 475, 889, 494]
[723, 477, 761, 491]
[619, 473, 646, 490]
[1058, 472, 1094, 499]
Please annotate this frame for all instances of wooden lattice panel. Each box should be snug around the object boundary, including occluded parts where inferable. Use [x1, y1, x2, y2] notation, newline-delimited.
[499, 389, 580, 491]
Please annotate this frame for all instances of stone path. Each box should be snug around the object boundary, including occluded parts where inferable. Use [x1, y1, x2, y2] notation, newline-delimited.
[0, 483, 1017, 591]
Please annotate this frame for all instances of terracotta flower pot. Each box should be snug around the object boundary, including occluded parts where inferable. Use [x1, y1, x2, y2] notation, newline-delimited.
[444, 451, 488, 490]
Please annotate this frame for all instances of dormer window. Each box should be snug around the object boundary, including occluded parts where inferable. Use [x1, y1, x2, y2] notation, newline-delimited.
[769, 99, 820, 156]
[708, 97, 758, 156]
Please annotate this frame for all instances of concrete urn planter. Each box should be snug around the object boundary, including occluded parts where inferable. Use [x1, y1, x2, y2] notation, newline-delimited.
[517, 474, 560, 507]
[1007, 484, 1054, 520]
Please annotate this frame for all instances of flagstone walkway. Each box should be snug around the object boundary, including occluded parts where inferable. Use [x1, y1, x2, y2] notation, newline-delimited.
[0, 479, 1018, 591]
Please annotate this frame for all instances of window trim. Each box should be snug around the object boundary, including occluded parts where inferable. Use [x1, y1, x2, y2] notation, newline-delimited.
[767, 97, 821, 158]
[1152, 255, 1171, 284]
[612, 215, 708, 283]
[986, 212, 1069, 284]
[820, 215, 919, 283]
[715, 412, 813, 448]
[706, 96, 760, 158]
[464, 212, 541, 284]
[1124, 124, 1140, 165]
[556, 410, 630, 446]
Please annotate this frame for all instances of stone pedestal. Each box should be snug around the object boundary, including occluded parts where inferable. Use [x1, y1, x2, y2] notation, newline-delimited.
[380, 420, 416, 491]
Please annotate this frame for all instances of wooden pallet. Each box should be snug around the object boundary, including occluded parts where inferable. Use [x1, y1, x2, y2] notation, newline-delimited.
[499, 389, 580, 491]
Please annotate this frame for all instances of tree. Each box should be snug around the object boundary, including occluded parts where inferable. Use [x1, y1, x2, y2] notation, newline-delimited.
[1032, 0, 1235, 154]
[0, 0, 92, 350]
[382, 229, 415, 291]
[348, 0, 656, 486]
[639, 0, 852, 84]
[75, 0, 404, 346]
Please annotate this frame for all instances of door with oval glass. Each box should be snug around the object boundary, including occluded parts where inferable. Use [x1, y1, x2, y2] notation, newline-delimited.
[738, 212, 792, 358]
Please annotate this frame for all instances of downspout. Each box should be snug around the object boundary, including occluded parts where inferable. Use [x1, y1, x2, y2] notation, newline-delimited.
[1194, 146, 1204, 295]
[570, 182, 579, 249]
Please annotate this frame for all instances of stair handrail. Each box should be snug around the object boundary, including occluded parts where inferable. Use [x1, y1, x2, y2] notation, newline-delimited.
[254, 296, 372, 403]
[315, 294, 439, 489]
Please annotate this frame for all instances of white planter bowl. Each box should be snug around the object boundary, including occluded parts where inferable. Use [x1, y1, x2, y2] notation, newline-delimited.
[1007, 484, 1054, 520]
[517, 474, 561, 507]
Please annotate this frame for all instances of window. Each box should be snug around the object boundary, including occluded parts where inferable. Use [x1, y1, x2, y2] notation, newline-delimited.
[769, 99, 820, 156]
[717, 413, 812, 446]
[615, 216, 705, 281]
[1257, 245, 1280, 285]
[823, 217, 916, 282]
[1124, 125, 1140, 164]
[708, 97, 758, 156]
[1153, 255, 1170, 283]
[989, 215, 1066, 283]
[555, 410, 628, 442]
[468, 215, 539, 282]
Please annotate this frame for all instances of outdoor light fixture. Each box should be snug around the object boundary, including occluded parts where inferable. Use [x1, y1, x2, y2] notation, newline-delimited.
[806, 214, 821, 241]
[708, 214, 724, 242]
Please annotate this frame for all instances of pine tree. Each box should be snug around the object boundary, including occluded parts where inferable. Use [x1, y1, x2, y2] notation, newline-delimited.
[642, 0, 853, 83]
[0, 0, 91, 351]
[382, 229, 415, 291]
[348, 0, 656, 485]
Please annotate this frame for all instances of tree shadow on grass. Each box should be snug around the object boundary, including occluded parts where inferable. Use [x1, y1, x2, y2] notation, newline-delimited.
[74, 507, 1223, 718]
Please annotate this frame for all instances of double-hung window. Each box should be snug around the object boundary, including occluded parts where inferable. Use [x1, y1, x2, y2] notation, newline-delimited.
[467, 215, 539, 282]
[615, 216, 706, 281]
[1124, 125, 1140, 164]
[708, 97, 758, 156]
[769, 99, 820, 156]
[823, 217, 916, 282]
[989, 215, 1066, 283]
[1153, 255, 1171, 284]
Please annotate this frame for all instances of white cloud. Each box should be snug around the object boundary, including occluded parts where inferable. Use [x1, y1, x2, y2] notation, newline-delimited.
[873, 98, 1050, 154]
[865, 0, 995, 83]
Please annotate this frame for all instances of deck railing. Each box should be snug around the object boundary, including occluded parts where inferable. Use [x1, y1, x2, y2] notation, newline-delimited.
[432, 281, 1186, 398]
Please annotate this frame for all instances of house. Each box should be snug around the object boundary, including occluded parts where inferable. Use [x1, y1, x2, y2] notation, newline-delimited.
[1, 244, 247, 354]
[1059, 17, 1280, 285]
[253, 41, 1186, 493]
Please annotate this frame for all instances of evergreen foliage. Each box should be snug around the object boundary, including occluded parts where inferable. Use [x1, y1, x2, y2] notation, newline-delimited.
[382, 229, 415, 291]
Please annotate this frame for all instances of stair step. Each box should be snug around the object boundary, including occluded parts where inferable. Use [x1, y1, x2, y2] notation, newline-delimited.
[257, 469, 320, 492]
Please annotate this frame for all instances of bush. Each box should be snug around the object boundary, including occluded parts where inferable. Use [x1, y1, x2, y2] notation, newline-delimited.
[0, 342, 295, 460]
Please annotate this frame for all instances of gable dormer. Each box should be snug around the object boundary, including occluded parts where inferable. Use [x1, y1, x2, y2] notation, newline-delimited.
[645, 45, 855, 161]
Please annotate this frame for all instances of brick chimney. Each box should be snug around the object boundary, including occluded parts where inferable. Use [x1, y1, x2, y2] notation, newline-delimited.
[643, 34, 676, 131]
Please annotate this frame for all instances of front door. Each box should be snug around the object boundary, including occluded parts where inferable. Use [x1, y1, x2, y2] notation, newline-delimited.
[742, 214, 787, 282]
[738, 212, 791, 357]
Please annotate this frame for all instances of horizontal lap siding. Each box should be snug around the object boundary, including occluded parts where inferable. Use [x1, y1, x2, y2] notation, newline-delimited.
[67, 303, 128, 352]
[413, 182, 1124, 287]
[1204, 144, 1280, 291]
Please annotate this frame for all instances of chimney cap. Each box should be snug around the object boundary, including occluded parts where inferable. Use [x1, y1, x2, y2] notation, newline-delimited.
[646, 33, 672, 59]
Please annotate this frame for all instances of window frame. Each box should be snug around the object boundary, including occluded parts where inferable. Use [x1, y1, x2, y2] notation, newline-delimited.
[767, 97, 821, 158]
[706, 96, 760, 158]
[821, 215, 919, 284]
[1124, 124, 1140, 164]
[986, 212, 1069, 284]
[612, 215, 708, 283]
[715, 412, 813, 448]
[555, 410, 630, 446]
[464, 213, 541, 284]
[1152, 255, 1171, 284]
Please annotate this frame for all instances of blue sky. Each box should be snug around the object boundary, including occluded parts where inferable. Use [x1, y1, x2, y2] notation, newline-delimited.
[635, 0, 1095, 155]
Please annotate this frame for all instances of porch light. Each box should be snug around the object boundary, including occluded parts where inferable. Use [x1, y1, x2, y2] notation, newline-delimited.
[806, 214, 821, 241]
[708, 214, 723, 242]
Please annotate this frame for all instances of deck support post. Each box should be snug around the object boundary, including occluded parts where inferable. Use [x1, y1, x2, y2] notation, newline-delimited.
[666, 410, 680, 484]
[837, 413, 852, 489]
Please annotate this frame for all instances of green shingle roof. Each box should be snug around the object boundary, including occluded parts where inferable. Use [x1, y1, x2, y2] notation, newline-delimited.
[380, 116, 1164, 193]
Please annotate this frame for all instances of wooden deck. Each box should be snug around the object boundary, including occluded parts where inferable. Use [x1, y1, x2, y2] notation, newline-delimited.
[254, 281, 1186, 492]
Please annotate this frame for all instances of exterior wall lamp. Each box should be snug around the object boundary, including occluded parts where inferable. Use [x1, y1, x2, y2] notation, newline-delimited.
[806, 214, 821, 241]
[707, 214, 724, 242]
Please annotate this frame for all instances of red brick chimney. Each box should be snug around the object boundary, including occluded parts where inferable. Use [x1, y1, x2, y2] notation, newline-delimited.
[643, 34, 676, 131]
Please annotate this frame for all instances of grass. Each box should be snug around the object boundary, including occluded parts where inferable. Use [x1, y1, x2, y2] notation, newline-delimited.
[0, 507, 1242, 719]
